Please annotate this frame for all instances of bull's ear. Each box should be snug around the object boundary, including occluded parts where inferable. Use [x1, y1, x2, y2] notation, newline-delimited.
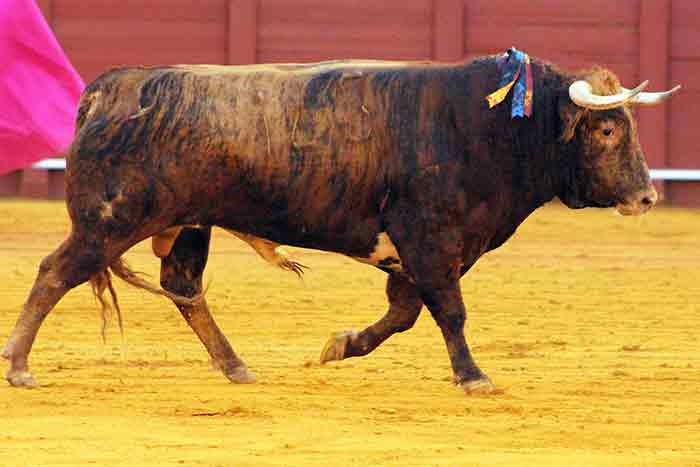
[559, 98, 586, 143]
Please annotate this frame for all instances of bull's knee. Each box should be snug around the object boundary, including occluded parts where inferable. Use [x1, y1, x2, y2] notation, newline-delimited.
[385, 276, 422, 333]
[160, 268, 200, 298]
[38, 253, 56, 274]
[421, 288, 465, 329]
[390, 312, 420, 333]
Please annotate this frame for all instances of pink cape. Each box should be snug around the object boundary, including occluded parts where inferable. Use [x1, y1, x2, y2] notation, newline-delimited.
[0, 0, 84, 175]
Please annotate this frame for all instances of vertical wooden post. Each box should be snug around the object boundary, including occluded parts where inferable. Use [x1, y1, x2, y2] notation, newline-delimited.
[433, 0, 464, 62]
[638, 0, 671, 198]
[227, 0, 257, 65]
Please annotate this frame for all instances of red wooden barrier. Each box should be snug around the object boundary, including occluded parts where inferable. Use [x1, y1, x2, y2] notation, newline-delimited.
[2, 0, 697, 206]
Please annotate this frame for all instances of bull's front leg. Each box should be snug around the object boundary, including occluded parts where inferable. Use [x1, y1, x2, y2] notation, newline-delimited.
[421, 283, 495, 394]
[386, 211, 497, 395]
[319, 273, 422, 363]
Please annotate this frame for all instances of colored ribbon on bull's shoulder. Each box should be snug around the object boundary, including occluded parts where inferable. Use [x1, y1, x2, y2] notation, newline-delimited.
[485, 48, 533, 118]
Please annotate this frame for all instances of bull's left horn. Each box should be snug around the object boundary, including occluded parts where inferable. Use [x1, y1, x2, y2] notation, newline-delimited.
[569, 80, 649, 110]
[624, 85, 682, 105]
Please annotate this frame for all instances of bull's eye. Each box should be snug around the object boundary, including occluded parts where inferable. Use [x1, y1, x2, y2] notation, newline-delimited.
[603, 127, 614, 137]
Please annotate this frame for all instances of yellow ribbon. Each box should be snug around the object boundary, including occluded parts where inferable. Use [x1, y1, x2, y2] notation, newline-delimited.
[485, 62, 523, 109]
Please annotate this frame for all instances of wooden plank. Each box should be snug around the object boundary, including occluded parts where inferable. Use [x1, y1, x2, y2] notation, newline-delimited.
[465, 25, 638, 59]
[669, 95, 700, 167]
[47, 171, 66, 200]
[260, 0, 430, 26]
[671, 0, 700, 59]
[228, 0, 257, 64]
[0, 172, 22, 197]
[668, 0, 700, 187]
[258, 0, 431, 62]
[669, 0, 700, 182]
[667, 182, 700, 207]
[433, 0, 464, 61]
[19, 170, 48, 198]
[671, 29, 700, 60]
[35, 0, 53, 26]
[55, 1, 227, 81]
[55, 0, 224, 22]
[671, 61, 700, 92]
[670, 0, 700, 28]
[637, 0, 671, 172]
[467, 0, 639, 26]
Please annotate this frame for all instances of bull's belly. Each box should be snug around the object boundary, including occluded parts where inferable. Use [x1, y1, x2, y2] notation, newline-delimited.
[232, 227, 406, 274]
[158, 221, 405, 274]
[227, 228, 405, 274]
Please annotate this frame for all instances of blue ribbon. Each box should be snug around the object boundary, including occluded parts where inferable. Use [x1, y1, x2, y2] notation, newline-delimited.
[490, 47, 533, 118]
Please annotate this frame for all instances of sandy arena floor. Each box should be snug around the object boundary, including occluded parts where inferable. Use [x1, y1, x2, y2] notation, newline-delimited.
[0, 200, 699, 466]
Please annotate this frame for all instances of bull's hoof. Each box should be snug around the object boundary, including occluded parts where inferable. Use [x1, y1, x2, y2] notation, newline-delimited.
[6, 370, 38, 388]
[224, 366, 257, 384]
[459, 377, 497, 395]
[320, 330, 357, 364]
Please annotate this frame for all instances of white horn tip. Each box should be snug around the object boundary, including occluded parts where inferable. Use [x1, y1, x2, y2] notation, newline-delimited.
[625, 83, 683, 105]
[630, 80, 650, 93]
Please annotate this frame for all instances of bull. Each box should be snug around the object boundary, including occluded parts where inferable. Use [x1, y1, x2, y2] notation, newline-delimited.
[2, 53, 679, 394]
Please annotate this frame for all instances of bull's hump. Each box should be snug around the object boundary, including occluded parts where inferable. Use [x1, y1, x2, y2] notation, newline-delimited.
[351, 232, 403, 273]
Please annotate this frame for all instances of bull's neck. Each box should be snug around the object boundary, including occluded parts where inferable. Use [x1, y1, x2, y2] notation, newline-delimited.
[513, 63, 576, 215]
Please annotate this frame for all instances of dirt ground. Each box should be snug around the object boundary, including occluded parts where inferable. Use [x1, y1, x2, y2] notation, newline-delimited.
[0, 199, 698, 466]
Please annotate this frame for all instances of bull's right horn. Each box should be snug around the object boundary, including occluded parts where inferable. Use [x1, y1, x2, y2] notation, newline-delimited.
[569, 80, 649, 110]
[624, 85, 682, 105]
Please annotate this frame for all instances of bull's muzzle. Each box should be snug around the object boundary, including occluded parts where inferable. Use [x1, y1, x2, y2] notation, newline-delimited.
[616, 186, 658, 215]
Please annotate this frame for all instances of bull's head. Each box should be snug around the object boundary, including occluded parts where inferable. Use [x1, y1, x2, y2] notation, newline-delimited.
[558, 68, 680, 215]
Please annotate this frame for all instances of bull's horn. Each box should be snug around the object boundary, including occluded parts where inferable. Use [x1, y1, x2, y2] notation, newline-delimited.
[623, 84, 682, 105]
[569, 80, 649, 110]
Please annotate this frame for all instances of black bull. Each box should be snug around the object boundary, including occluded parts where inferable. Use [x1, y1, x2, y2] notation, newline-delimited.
[3, 56, 674, 393]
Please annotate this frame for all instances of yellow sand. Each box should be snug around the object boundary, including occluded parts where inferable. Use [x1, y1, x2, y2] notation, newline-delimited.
[1, 200, 698, 466]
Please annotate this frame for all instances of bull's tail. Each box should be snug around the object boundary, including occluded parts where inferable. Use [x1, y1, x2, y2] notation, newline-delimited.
[89, 257, 203, 342]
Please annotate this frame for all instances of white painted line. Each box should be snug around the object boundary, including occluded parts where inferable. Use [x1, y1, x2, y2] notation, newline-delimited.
[29, 159, 700, 181]
[32, 158, 67, 170]
[650, 169, 700, 181]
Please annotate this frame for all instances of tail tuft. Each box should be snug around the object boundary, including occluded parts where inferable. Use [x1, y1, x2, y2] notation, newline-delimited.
[89, 268, 123, 344]
[89, 257, 203, 342]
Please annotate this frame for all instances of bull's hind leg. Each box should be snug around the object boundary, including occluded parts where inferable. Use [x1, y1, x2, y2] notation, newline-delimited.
[3, 234, 108, 387]
[159, 226, 255, 383]
[320, 274, 422, 363]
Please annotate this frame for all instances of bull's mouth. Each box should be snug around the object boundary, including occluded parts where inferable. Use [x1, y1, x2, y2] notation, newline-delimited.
[615, 202, 653, 216]
[615, 187, 658, 215]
